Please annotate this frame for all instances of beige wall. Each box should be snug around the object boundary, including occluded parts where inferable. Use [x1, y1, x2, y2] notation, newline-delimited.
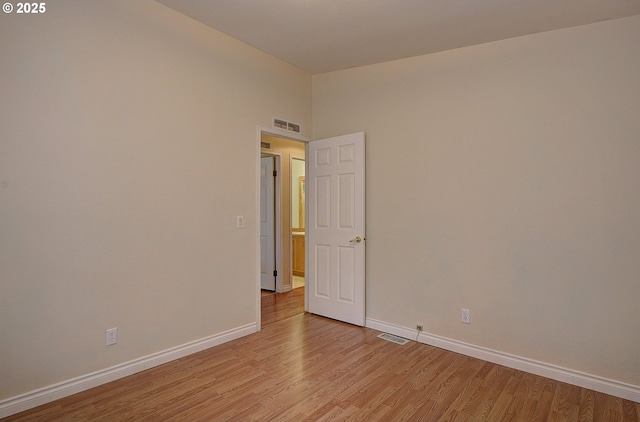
[0, 0, 311, 399]
[313, 16, 640, 386]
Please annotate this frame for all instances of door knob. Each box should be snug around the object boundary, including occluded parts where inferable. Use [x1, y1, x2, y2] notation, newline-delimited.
[349, 236, 362, 244]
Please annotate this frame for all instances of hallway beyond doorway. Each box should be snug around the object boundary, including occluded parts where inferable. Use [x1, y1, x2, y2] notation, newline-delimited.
[292, 276, 304, 290]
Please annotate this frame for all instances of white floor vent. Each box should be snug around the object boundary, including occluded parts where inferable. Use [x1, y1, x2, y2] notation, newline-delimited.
[377, 333, 410, 345]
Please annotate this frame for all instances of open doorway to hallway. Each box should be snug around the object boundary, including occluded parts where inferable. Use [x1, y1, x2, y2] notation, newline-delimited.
[260, 132, 305, 326]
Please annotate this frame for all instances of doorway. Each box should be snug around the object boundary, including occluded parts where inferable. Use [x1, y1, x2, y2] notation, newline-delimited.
[257, 130, 367, 329]
[258, 131, 307, 327]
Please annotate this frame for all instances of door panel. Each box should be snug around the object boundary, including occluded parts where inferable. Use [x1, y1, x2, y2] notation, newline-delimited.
[339, 173, 355, 228]
[338, 246, 355, 302]
[315, 244, 331, 298]
[315, 176, 331, 228]
[308, 132, 365, 326]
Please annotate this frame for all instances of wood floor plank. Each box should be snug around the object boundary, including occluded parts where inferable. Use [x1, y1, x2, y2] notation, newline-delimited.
[579, 388, 596, 422]
[455, 364, 515, 421]
[439, 363, 487, 421]
[485, 374, 520, 421]
[623, 399, 640, 422]
[3, 289, 639, 421]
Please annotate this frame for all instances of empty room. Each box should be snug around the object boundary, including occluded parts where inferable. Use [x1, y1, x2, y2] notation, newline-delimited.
[1, 0, 639, 420]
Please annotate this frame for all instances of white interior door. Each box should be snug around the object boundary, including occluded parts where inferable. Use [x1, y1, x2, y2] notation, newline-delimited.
[260, 156, 276, 291]
[307, 132, 365, 326]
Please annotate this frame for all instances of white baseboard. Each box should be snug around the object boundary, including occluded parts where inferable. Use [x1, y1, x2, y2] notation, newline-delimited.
[366, 318, 640, 403]
[0, 323, 258, 419]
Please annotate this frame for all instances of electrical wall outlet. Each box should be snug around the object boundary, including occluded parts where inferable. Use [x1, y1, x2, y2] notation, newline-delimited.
[106, 327, 118, 346]
[461, 309, 470, 324]
[416, 324, 423, 332]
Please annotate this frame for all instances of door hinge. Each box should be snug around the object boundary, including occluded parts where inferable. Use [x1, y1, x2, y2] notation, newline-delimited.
[273, 169, 277, 177]
[273, 270, 278, 277]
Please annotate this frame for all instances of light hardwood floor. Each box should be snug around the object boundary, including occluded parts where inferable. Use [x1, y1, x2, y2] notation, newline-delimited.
[261, 287, 304, 327]
[3, 289, 639, 421]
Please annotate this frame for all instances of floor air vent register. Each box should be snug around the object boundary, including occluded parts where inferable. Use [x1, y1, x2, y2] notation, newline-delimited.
[377, 333, 410, 345]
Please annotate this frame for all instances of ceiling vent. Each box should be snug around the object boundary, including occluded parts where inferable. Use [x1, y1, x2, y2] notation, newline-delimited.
[273, 117, 301, 134]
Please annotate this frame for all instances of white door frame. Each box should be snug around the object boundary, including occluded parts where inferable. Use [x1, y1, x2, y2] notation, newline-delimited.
[256, 126, 309, 330]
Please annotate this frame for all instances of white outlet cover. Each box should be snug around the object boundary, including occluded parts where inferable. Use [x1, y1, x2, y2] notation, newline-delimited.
[461, 309, 470, 324]
[106, 328, 118, 346]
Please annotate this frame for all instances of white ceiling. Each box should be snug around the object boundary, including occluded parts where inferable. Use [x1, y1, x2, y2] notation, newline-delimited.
[155, 0, 640, 74]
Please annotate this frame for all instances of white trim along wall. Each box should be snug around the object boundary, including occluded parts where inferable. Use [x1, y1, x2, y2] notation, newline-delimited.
[366, 319, 640, 403]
